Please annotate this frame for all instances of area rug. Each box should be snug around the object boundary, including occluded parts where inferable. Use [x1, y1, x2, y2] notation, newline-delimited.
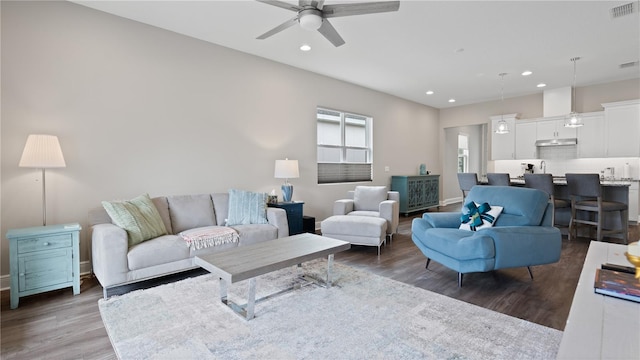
[98, 260, 562, 359]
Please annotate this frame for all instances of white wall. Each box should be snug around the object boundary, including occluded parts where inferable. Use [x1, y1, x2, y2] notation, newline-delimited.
[0, 1, 440, 276]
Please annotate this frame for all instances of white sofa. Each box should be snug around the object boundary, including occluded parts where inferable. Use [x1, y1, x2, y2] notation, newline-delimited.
[89, 193, 288, 297]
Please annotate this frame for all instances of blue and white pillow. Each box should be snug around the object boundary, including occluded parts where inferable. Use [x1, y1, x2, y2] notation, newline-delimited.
[226, 189, 268, 226]
[459, 202, 503, 231]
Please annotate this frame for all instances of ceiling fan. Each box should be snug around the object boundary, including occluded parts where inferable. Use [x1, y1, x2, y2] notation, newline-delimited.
[256, 0, 400, 47]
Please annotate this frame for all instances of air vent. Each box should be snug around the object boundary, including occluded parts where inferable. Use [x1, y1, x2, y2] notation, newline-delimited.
[620, 61, 640, 69]
[611, 2, 635, 18]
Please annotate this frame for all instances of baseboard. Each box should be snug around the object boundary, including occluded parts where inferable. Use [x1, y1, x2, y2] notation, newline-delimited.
[442, 197, 463, 206]
[0, 261, 92, 291]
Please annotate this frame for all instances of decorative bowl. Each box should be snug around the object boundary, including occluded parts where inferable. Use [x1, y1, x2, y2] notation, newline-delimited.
[624, 252, 640, 279]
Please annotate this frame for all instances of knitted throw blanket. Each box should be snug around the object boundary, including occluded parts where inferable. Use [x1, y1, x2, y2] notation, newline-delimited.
[180, 226, 239, 250]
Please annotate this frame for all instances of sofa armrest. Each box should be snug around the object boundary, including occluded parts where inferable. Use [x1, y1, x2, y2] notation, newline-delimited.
[267, 207, 289, 238]
[420, 212, 462, 228]
[333, 199, 354, 215]
[91, 223, 129, 288]
[482, 226, 561, 269]
[379, 200, 399, 234]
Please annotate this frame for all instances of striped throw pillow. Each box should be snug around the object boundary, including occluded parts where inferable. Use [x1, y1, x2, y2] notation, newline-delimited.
[226, 189, 268, 226]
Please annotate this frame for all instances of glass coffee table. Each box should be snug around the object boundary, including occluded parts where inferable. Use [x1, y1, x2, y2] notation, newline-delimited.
[195, 233, 350, 320]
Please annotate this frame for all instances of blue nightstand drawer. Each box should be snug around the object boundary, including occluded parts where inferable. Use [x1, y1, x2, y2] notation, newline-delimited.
[17, 234, 72, 254]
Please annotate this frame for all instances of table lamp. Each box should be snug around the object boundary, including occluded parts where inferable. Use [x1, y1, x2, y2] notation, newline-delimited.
[19, 134, 66, 226]
[274, 158, 299, 202]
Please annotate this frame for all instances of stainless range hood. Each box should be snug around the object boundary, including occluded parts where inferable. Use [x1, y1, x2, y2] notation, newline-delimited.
[535, 138, 578, 147]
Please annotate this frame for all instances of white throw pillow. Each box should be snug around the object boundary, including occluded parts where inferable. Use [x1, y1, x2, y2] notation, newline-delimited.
[459, 202, 503, 231]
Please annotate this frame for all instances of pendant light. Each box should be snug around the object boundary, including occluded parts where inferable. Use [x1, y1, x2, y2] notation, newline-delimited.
[495, 73, 510, 134]
[564, 57, 583, 128]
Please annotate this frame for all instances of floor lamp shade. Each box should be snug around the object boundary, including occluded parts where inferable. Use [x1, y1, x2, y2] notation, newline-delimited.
[19, 135, 66, 168]
[19, 134, 66, 226]
[274, 159, 299, 202]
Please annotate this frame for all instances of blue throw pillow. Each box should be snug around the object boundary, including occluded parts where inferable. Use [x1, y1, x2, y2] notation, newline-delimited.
[226, 189, 268, 226]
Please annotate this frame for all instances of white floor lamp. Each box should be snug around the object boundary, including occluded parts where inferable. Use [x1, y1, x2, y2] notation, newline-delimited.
[19, 134, 66, 226]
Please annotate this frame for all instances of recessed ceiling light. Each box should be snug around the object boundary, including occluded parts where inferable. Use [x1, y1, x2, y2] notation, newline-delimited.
[448, 99, 456, 103]
[455, 48, 464, 53]
[300, 44, 311, 51]
[537, 83, 546, 88]
[426, 90, 434, 95]
[522, 70, 533, 76]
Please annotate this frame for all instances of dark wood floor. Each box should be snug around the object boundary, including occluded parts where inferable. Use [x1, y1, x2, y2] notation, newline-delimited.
[2, 204, 638, 359]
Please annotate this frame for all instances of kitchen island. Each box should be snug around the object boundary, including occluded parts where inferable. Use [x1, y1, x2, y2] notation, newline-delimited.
[506, 176, 632, 241]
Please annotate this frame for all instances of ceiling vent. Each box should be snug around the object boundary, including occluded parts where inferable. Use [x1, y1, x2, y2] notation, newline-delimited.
[620, 61, 640, 69]
[610, 2, 636, 18]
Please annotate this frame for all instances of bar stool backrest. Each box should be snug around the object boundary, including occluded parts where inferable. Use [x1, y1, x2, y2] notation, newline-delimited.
[457, 173, 479, 192]
[487, 173, 510, 186]
[565, 173, 602, 198]
[524, 173, 554, 198]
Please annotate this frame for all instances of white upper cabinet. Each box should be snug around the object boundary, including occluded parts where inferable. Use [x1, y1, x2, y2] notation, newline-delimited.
[515, 121, 537, 159]
[604, 100, 640, 157]
[490, 114, 518, 160]
[536, 117, 577, 140]
[577, 112, 606, 158]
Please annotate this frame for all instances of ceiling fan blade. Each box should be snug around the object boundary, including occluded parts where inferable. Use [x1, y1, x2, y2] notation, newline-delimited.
[256, 0, 302, 12]
[310, 0, 325, 9]
[322, 1, 400, 18]
[299, 0, 312, 7]
[256, 16, 299, 40]
[318, 19, 345, 47]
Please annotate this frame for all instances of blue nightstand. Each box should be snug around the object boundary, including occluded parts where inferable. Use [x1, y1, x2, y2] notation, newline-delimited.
[7, 223, 81, 309]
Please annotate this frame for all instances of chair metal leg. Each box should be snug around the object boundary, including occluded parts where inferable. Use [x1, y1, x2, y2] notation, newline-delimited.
[458, 272, 463, 287]
[425, 258, 431, 269]
[527, 266, 533, 279]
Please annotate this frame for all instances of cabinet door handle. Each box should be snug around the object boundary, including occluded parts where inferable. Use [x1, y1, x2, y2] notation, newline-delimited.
[42, 242, 50, 246]
[19, 273, 25, 276]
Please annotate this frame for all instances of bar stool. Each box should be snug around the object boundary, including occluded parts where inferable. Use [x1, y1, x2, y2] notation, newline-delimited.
[524, 173, 570, 231]
[487, 173, 511, 186]
[566, 173, 628, 244]
[457, 173, 478, 201]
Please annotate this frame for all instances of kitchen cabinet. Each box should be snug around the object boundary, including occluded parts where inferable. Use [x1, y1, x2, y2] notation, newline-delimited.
[515, 121, 537, 159]
[490, 114, 517, 160]
[536, 117, 577, 140]
[391, 175, 439, 216]
[603, 100, 640, 157]
[577, 112, 606, 158]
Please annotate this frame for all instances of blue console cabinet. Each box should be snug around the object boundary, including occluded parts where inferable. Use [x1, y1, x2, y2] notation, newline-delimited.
[7, 223, 81, 309]
[391, 175, 440, 216]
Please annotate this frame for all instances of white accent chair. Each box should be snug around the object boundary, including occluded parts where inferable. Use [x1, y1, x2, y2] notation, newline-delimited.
[321, 186, 399, 255]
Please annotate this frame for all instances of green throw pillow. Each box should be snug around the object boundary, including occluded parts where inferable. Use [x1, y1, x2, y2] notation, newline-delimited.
[226, 189, 268, 226]
[102, 193, 168, 246]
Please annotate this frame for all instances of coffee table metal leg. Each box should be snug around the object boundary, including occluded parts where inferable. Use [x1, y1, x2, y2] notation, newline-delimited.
[246, 278, 256, 320]
[327, 254, 334, 288]
[219, 278, 228, 303]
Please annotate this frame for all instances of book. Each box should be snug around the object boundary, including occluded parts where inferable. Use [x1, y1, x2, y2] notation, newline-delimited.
[593, 268, 640, 303]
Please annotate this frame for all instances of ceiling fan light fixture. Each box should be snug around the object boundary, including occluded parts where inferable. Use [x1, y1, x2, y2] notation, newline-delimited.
[298, 10, 323, 31]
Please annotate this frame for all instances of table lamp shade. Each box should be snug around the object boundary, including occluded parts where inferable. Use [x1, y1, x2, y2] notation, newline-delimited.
[274, 159, 299, 179]
[274, 159, 299, 202]
[19, 134, 66, 168]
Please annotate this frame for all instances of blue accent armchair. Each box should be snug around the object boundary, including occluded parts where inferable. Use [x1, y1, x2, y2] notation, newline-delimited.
[411, 186, 561, 286]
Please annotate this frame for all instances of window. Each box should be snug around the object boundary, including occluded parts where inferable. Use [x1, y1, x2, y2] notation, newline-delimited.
[317, 108, 372, 184]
